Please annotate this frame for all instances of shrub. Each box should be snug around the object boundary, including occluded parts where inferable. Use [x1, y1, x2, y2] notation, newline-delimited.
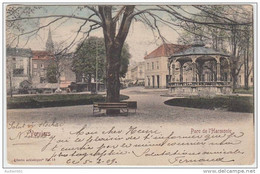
[7, 94, 129, 109]
[164, 96, 253, 113]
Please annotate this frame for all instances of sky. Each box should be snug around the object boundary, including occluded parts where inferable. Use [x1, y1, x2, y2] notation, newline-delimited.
[6, 5, 252, 63]
[6, 5, 189, 63]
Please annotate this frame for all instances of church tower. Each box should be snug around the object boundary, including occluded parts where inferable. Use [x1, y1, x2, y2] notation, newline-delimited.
[46, 28, 54, 52]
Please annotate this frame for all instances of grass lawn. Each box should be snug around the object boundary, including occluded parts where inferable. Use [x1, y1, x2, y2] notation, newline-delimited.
[164, 96, 254, 113]
[233, 87, 254, 94]
[7, 94, 129, 109]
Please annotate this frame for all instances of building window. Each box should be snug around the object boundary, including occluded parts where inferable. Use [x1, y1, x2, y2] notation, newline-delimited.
[40, 71, 45, 76]
[19, 59, 24, 69]
[34, 63, 37, 68]
[41, 64, 44, 68]
[147, 63, 149, 70]
[13, 69, 24, 76]
[156, 61, 159, 69]
[152, 62, 154, 70]
[15, 59, 23, 69]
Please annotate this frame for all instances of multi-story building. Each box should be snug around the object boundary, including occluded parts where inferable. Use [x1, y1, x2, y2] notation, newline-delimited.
[132, 61, 145, 85]
[59, 55, 76, 88]
[31, 29, 76, 89]
[144, 43, 189, 88]
[32, 50, 54, 84]
[122, 61, 145, 86]
[6, 47, 33, 93]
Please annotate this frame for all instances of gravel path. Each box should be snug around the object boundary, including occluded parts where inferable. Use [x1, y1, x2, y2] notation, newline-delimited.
[7, 86, 253, 126]
[6, 87, 255, 166]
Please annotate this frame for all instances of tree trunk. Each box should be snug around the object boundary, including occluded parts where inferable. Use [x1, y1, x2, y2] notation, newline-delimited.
[106, 44, 122, 115]
[244, 34, 250, 90]
[232, 75, 237, 91]
[98, 5, 135, 115]
[231, 25, 238, 92]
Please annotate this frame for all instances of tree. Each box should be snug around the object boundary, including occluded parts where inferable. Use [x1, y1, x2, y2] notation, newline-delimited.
[72, 37, 105, 84]
[46, 63, 58, 83]
[49, 42, 73, 91]
[6, 57, 13, 97]
[6, 5, 253, 114]
[72, 37, 130, 84]
[119, 43, 131, 78]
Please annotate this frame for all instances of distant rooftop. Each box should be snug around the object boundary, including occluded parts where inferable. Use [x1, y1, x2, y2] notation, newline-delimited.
[32, 50, 53, 60]
[144, 44, 190, 59]
[6, 47, 33, 57]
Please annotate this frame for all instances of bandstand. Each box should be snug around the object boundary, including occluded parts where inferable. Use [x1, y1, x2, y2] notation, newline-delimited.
[168, 43, 232, 96]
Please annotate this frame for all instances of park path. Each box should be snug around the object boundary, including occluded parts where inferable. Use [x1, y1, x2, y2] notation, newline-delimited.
[7, 86, 253, 126]
[6, 87, 255, 166]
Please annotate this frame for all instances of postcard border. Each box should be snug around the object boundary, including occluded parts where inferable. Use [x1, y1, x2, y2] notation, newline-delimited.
[1, 1, 259, 170]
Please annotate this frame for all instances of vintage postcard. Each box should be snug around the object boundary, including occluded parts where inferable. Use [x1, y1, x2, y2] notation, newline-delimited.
[3, 2, 256, 169]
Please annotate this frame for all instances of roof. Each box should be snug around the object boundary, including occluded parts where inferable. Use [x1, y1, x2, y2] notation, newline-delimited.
[32, 50, 54, 60]
[144, 44, 190, 59]
[171, 45, 230, 58]
[6, 47, 33, 57]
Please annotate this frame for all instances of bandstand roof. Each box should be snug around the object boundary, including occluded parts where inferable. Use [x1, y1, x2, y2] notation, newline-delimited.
[170, 44, 230, 58]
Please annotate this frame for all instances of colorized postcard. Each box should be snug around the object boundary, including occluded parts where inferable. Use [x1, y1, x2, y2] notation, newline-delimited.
[3, 3, 256, 168]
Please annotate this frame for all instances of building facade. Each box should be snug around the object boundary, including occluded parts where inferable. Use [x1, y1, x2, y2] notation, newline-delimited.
[32, 50, 54, 84]
[122, 61, 145, 86]
[6, 47, 33, 93]
[59, 56, 76, 88]
[144, 44, 189, 88]
[131, 61, 145, 85]
[31, 29, 76, 89]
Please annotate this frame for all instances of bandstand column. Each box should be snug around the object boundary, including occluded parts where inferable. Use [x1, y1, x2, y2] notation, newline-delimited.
[171, 63, 175, 82]
[216, 56, 221, 81]
[227, 60, 231, 82]
[179, 61, 184, 82]
[192, 57, 197, 82]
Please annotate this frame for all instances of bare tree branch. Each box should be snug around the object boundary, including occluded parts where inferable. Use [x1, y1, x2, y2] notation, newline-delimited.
[7, 14, 102, 25]
[158, 5, 252, 26]
[113, 6, 126, 23]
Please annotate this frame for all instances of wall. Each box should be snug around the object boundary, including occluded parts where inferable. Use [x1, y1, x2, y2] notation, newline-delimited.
[6, 56, 31, 91]
[144, 56, 169, 88]
[32, 59, 54, 84]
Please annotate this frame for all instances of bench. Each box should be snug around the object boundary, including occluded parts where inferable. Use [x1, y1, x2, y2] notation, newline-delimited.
[93, 102, 128, 115]
[121, 101, 137, 113]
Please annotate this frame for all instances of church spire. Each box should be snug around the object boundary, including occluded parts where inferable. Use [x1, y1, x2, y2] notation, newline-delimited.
[46, 28, 54, 52]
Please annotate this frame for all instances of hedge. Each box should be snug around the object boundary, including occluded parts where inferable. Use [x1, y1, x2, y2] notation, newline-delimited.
[164, 96, 254, 113]
[7, 94, 129, 109]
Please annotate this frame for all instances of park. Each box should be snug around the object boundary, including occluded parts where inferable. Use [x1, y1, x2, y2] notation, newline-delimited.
[4, 4, 255, 166]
